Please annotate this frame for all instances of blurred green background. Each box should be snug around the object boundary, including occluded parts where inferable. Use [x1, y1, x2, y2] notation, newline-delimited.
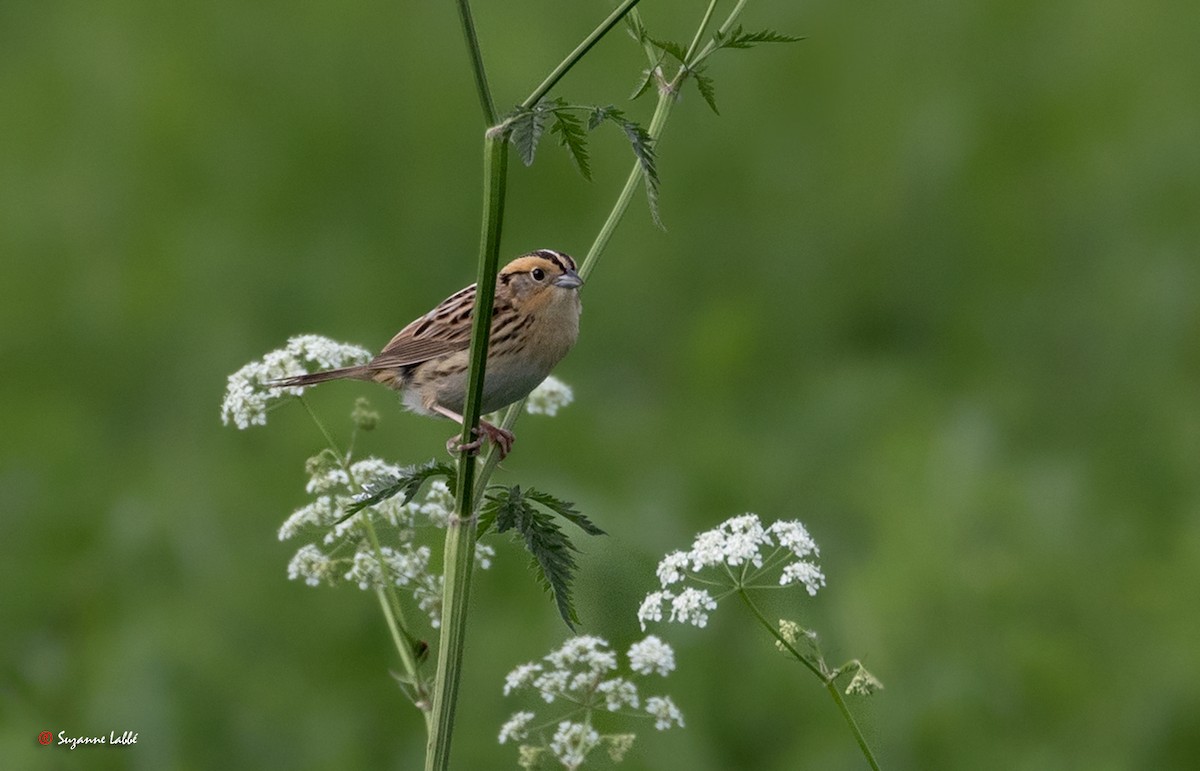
[3, 0, 1199, 768]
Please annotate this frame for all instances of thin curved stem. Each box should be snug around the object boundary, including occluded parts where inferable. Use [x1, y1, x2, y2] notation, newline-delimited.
[520, 0, 644, 111]
[296, 396, 429, 720]
[684, 0, 722, 62]
[736, 589, 880, 770]
[454, 0, 496, 124]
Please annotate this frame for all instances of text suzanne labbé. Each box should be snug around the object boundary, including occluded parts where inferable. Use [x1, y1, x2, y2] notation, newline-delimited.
[57, 731, 139, 749]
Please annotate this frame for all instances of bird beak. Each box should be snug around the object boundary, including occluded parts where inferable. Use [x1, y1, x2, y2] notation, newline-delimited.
[553, 269, 583, 289]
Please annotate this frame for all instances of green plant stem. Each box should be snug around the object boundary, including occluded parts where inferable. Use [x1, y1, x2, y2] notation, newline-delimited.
[520, 0, 644, 111]
[454, 0, 496, 124]
[688, 0, 750, 69]
[579, 87, 675, 280]
[737, 589, 881, 771]
[426, 134, 508, 771]
[297, 396, 429, 717]
[684, 0, 722, 61]
[428, 3, 650, 765]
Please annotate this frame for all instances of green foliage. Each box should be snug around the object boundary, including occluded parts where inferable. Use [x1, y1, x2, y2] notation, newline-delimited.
[548, 107, 592, 180]
[522, 488, 606, 536]
[505, 100, 660, 225]
[712, 25, 804, 50]
[629, 64, 660, 101]
[341, 458, 457, 521]
[692, 66, 719, 114]
[649, 37, 688, 64]
[508, 102, 550, 166]
[479, 485, 605, 629]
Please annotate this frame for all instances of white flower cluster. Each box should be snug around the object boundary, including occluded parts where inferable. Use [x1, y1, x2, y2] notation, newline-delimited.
[220, 335, 372, 429]
[500, 635, 683, 768]
[280, 452, 493, 629]
[525, 375, 575, 416]
[638, 513, 826, 631]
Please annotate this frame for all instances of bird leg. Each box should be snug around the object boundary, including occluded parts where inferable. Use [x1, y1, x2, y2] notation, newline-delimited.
[433, 405, 515, 459]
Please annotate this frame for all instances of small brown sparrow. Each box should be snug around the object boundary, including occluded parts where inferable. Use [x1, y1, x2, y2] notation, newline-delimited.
[274, 249, 582, 458]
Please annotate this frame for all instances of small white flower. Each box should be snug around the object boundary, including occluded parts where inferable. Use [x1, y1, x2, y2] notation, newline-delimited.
[220, 335, 371, 429]
[525, 375, 574, 416]
[644, 695, 684, 730]
[385, 544, 432, 586]
[287, 544, 334, 587]
[517, 745, 543, 769]
[776, 619, 801, 653]
[413, 575, 443, 628]
[637, 590, 671, 631]
[504, 663, 544, 696]
[533, 669, 570, 702]
[718, 513, 770, 567]
[279, 496, 336, 541]
[845, 664, 884, 696]
[305, 452, 350, 494]
[569, 669, 602, 694]
[596, 677, 640, 711]
[415, 479, 455, 527]
[655, 551, 689, 587]
[627, 635, 675, 676]
[475, 542, 495, 570]
[688, 529, 727, 571]
[349, 457, 404, 490]
[604, 734, 636, 762]
[549, 721, 600, 769]
[668, 587, 718, 628]
[499, 711, 536, 744]
[546, 636, 616, 673]
[344, 549, 384, 590]
[779, 560, 826, 596]
[769, 519, 819, 558]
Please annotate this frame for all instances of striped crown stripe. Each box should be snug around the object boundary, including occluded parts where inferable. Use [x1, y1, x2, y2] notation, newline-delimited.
[533, 249, 576, 274]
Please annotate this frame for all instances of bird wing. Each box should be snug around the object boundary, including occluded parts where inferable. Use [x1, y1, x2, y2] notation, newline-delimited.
[368, 283, 477, 368]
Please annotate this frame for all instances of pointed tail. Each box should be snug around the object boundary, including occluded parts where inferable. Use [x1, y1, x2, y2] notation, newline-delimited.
[271, 365, 373, 388]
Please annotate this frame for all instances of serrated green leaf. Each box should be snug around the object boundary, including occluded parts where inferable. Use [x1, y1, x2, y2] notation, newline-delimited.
[507, 105, 549, 166]
[481, 484, 526, 533]
[648, 36, 688, 64]
[623, 12, 647, 45]
[482, 485, 606, 629]
[717, 25, 804, 50]
[630, 66, 657, 101]
[549, 109, 592, 180]
[619, 118, 662, 228]
[524, 488, 606, 536]
[340, 459, 456, 522]
[692, 67, 719, 114]
[588, 104, 615, 131]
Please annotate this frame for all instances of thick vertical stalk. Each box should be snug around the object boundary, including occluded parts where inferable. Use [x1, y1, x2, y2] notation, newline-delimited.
[425, 135, 508, 771]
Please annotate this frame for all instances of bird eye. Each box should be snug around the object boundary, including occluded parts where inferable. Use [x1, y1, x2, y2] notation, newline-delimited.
[531, 267, 546, 281]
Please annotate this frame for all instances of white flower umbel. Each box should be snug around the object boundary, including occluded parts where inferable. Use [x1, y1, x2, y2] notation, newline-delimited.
[279, 451, 488, 630]
[500, 635, 684, 768]
[499, 711, 536, 744]
[633, 515, 881, 767]
[525, 375, 574, 416]
[220, 335, 372, 429]
[550, 721, 600, 769]
[637, 513, 826, 631]
[287, 544, 335, 587]
[644, 695, 685, 731]
[627, 635, 675, 677]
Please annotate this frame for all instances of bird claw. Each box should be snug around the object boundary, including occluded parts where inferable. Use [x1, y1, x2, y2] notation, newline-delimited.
[445, 422, 515, 459]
